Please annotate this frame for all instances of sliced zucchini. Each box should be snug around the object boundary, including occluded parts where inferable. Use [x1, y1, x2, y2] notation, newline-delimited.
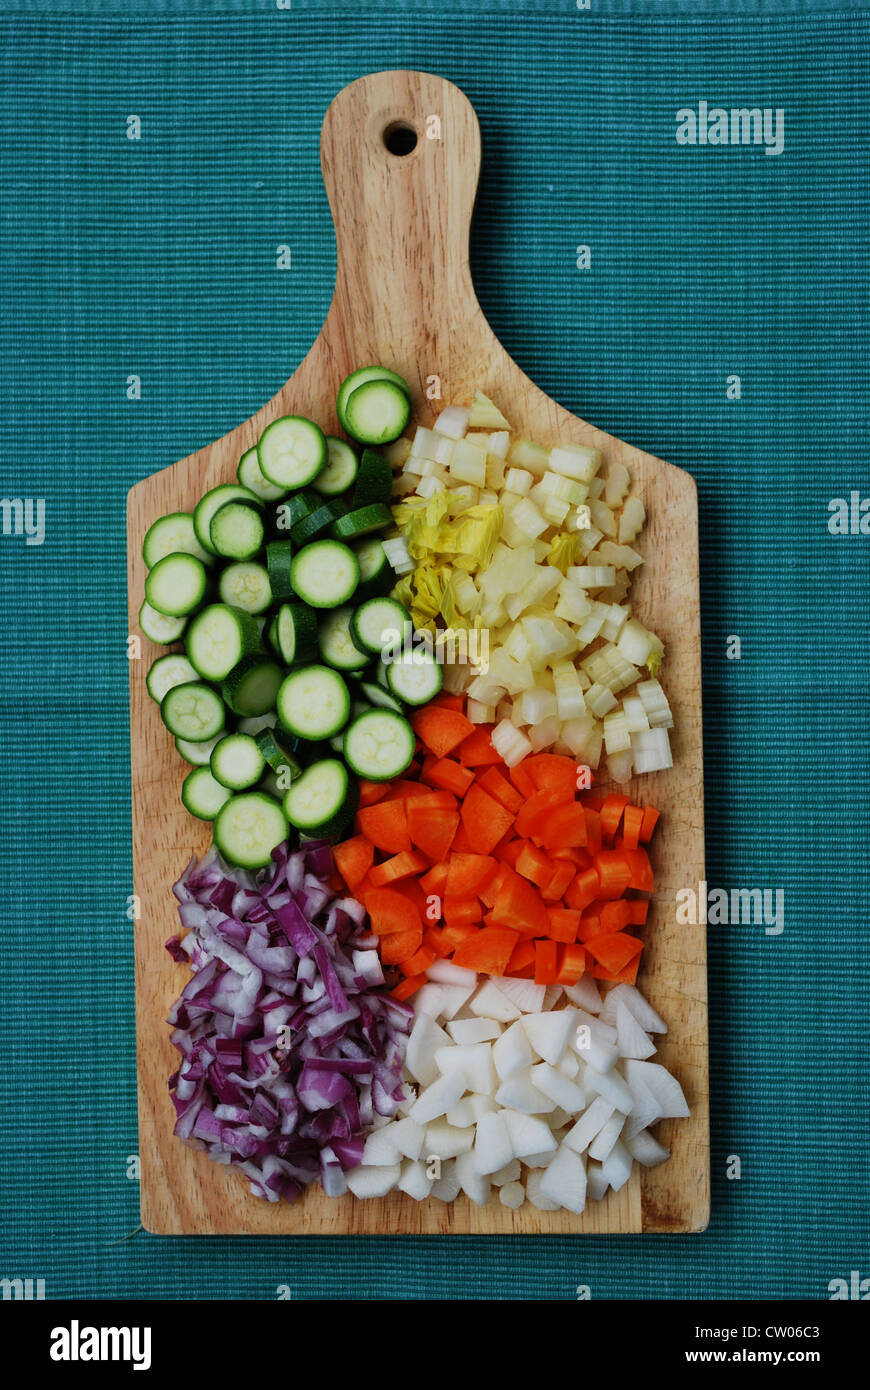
[385, 647, 444, 707]
[358, 679, 404, 714]
[271, 601, 318, 665]
[236, 712, 278, 737]
[186, 603, 260, 681]
[257, 416, 327, 490]
[277, 665, 351, 740]
[343, 379, 411, 446]
[350, 596, 411, 656]
[312, 437, 359, 496]
[353, 537, 392, 601]
[237, 445, 287, 502]
[144, 552, 207, 618]
[283, 758, 358, 837]
[146, 653, 199, 704]
[330, 504, 392, 543]
[336, 366, 411, 434]
[318, 606, 370, 672]
[139, 601, 187, 645]
[213, 792, 289, 870]
[161, 682, 226, 742]
[193, 484, 261, 556]
[182, 766, 233, 821]
[254, 726, 303, 781]
[290, 498, 345, 548]
[209, 501, 265, 561]
[290, 540, 359, 609]
[209, 733, 266, 791]
[143, 511, 212, 568]
[222, 655, 284, 717]
[218, 561, 272, 615]
[175, 732, 224, 766]
[266, 541, 294, 602]
[342, 709, 415, 781]
[354, 449, 393, 508]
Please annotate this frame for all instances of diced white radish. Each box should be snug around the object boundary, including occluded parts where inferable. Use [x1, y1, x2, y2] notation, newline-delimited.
[584, 1066, 634, 1112]
[501, 1109, 558, 1159]
[346, 1164, 400, 1198]
[622, 1076, 663, 1139]
[616, 1001, 657, 1060]
[493, 1019, 535, 1080]
[408, 1072, 467, 1125]
[361, 1127, 401, 1166]
[563, 1097, 616, 1154]
[624, 1060, 690, 1117]
[530, 1062, 586, 1112]
[434, 1043, 495, 1096]
[447, 1093, 496, 1127]
[447, 1017, 502, 1044]
[587, 1112, 625, 1163]
[455, 1150, 491, 1206]
[406, 1014, 451, 1087]
[522, 1148, 559, 1168]
[557, 1050, 581, 1080]
[548, 1106, 573, 1130]
[388, 1115, 426, 1160]
[436, 982, 477, 1020]
[539, 1144, 587, 1214]
[625, 1129, 670, 1167]
[413, 983, 446, 1019]
[424, 1118, 474, 1160]
[563, 976, 603, 1013]
[425, 960, 478, 988]
[526, 1169, 561, 1210]
[495, 1071, 556, 1114]
[522, 1008, 579, 1066]
[600, 1139, 633, 1192]
[398, 1159, 434, 1201]
[469, 981, 522, 1022]
[490, 1158, 522, 1185]
[395, 1081, 418, 1116]
[573, 1007, 618, 1047]
[472, 1111, 514, 1175]
[573, 1035, 619, 1074]
[542, 985, 564, 1011]
[585, 1161, 609, 1203]
[492, 977, 547, 1013]
[600, 983, 667, 1034]
[430, 1160, 462, 1202]
[499, 1181, 526, 1209]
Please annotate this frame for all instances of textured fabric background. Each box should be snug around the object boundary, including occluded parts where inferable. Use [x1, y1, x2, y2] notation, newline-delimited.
[1, 0, 867, 1300]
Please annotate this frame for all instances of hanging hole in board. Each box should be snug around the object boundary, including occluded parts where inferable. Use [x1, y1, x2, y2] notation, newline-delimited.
[383, 122, 418, 157]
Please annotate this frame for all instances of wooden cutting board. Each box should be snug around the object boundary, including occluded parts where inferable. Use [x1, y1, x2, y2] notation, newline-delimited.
[127, 70, 708, 1236]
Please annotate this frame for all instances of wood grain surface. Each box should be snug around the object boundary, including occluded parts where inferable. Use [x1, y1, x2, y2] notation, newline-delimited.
[127, 70, 708, 1235]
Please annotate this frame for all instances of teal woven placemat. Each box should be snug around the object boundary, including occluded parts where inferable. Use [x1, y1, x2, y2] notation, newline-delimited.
[1, 1, 868, 1300]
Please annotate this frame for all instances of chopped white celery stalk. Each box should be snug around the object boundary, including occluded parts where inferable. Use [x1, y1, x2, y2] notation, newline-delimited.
[435, 404, 470, 439]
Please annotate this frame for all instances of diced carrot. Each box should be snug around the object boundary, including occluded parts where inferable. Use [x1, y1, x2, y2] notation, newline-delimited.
[496, 839, 525, 869]
[443, 895, 483, 928]
[505, 939, 537, 976]
[403, 786, 456, 810]
[406, 794, 460, 862]
[478, 765, 524, 813]
[626, 898, 650, 926]
[541, 859, 576, 901]
[357, 800, 411, 854]
[585, 932, 643, 974]
[582, 808, 602, 854]
[400, 945, 436, 976]
[460, 784, 516, 855]
[534, 939, 559, 985]
[525, 753, 579, 798]
[419, 860, 448, 896]
[556, 943, 587, 985]
[489, 866, 550, 937]
[412, 704, 475, 758]
[364, 887, 422, 937]
[358, 779, 389, 807]
[478, 864, 506, 909]
[532, 801, 587, 851]
[564, 866, 600, 912]
[514, 787, 569, 840]
[368, 850, 430, 887]
[445, 853, 498, 897]
[423, 926, 451, 957]
[452, 927, 519, 976]
[389, 778, 433, 801]
[546, 906, 582, 944]
[640, 805, 660, 842]
[440, 923, 478, 952]
[600, 899, 633, 933]
[515, 841, 553, 889]
[600, 793, 630, 842]
[624, 848, 655, 892]
[612, 955, 641, 984]
[449, 820, 477, 853]
[380, 928, 424, 965]
[621, 804, 644, 851]
[595, 850, 634, 899]
[424, 757, 475, 797]
[332, 835, 374, 889]
[577, 912, 607, 942]
[508, 760, 537, 798]
[458, 726, 503, 767]
[327, 871, 345, 895]
[388, 876, 429, 916]
[430, 693, 464, 712]
[391, 974, 425, 1001]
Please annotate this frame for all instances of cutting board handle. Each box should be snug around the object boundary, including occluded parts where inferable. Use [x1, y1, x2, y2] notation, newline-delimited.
[319, 70, 488, 379]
